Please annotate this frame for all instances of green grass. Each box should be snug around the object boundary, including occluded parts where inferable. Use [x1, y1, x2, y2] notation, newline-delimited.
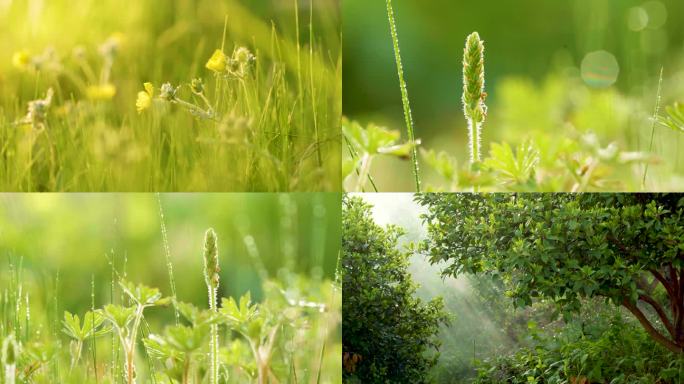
[0, 194, 342, 383]
[0, 0, 340, 191]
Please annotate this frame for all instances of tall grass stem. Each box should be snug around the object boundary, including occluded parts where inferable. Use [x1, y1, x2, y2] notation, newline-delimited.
[386, 0, 421, 192]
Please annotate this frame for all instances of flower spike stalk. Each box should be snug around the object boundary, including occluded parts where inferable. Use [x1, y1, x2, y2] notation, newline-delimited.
[203, 228, 220, 384]
[462, 32, 487, 166]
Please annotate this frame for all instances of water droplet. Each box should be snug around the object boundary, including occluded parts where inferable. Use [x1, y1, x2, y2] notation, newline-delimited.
[581, 51, 620, 88]
[627, 7, 649, 31]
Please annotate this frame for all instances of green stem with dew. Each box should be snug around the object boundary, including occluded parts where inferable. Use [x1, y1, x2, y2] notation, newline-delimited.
[386, 0, 421, 192]
[642, 67, 664, 189]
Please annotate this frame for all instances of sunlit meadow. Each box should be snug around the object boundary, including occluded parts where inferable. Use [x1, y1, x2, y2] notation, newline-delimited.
[0, 0, 341, 191]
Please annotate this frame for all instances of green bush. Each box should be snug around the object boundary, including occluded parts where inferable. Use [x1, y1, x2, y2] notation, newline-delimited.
[474, 311, 683, 384]
[342, 196, 448, 383]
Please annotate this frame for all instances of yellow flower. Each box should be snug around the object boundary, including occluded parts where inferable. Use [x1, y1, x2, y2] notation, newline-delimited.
[143, 82, 154, 97]
[205, 49, 227, 73]
[12, 50, 31, 71]
[86, 83, 117, 100]
[136, 82, 154, 113]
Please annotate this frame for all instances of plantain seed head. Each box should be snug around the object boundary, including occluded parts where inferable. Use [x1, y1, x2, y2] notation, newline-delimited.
[462, 32, 486, 125]
[203, 228, 220, 289]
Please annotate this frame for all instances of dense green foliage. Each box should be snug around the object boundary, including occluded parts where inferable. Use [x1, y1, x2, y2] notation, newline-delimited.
[0, 0, 340, 191]
[474, 306, 683, 383]
[342, 196, 447, 383]
[417, 193, 684, 355]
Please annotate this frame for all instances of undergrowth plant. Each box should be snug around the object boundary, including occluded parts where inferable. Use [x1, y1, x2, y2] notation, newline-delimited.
[343, 24, 669, 192]
[106, 281, 172, 384]
[0, 229, 340, 384]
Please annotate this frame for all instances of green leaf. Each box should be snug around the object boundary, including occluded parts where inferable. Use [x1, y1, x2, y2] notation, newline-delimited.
[220, 293, 258, 325]
[63, 310, 110, 340]
[421, 148, 457, 182]
[119, 280, 165, 306]
[102, 304, 135, 329]
[164, 325, 208, 353]
[658, 102, 684, 133]
[62, 311, 83, 340]
[342, 118, 408, 156]
[483, 141, 539, 185]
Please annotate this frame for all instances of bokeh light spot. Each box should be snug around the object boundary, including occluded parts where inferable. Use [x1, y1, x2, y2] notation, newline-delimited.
[642, 1, 667, 28]
[581, 50, 619, 88]
[627, 7, 649, 31]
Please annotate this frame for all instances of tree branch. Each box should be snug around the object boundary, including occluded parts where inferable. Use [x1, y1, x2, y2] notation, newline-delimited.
[622, 299, 682, 354]
[638, 294, 675, 339]
[650, 268, 675, 298]
[669, 264, 679, 298]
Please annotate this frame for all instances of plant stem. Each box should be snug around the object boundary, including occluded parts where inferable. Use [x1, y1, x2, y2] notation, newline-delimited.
[642, 67, 664, 189]
[125, 305, 144, 384]
[182, 357, 190, 384]
[157, 195, 179, 326]
[355, 153, 373, 192]
[309, 0, 322, 168]
[208, 286, 219, 384]
[386, 0, 421, 192]
[5, 363, 15, 384]
[70, 340, 83, 373]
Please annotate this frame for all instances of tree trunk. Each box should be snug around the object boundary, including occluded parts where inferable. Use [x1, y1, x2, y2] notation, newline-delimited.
[622, 299, 683, 354]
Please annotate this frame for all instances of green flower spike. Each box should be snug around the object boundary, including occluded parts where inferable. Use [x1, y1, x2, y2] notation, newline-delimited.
[462, 32, 486, 164]
[203, 228, 220, 289]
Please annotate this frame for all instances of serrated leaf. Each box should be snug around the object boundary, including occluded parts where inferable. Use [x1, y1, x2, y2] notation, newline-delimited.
[102, 304, 136, 329]
[484, 141, 539, 185]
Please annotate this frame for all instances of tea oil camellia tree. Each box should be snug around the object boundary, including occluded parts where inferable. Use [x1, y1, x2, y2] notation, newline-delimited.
[417, 193, 684, 354]
[342, 196, 448, 383]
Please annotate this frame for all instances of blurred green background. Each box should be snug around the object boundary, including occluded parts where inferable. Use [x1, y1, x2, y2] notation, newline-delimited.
[343, 0, 684, 190]
[0, 0, 340, 105]
[0, 193, 340, 314]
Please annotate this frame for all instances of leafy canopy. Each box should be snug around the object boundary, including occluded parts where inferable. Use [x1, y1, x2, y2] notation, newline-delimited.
[417, 193, 684, 353]
[342, 196, 447, 383]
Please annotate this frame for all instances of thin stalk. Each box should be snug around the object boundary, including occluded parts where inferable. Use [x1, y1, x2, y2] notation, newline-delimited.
[125, 305, 145, 384]
[355, 153, 373, 192]
[309, 0, 322, 167]
[386, 0, 421, 192]
[295, 0, 304, 121]
[24, 293, 29, 342]
[182, 358, 190, 384]
[5, 363, 15, 384]
[642, 67, 664, 189]
[70, 340, 84, 373]
[156, 194, 179, 326]
[344, 135, 378, 192]
[91, 275, 98, 383]
[315, 338, 326, 384]
[208, 286, 219, 384]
